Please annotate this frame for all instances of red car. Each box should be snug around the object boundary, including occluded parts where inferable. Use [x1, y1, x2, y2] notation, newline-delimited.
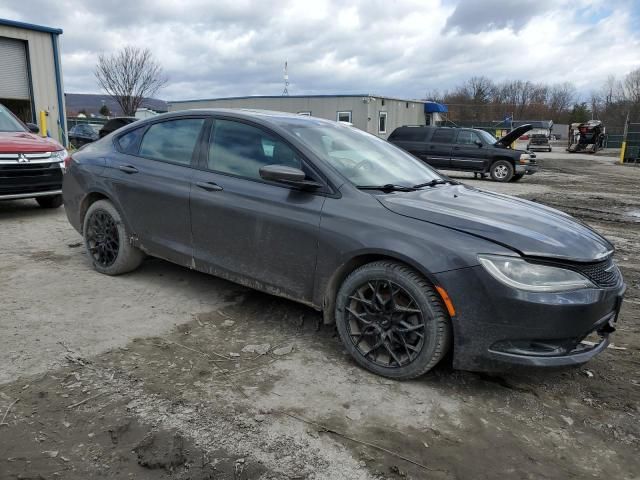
[0, 103, 69, 208]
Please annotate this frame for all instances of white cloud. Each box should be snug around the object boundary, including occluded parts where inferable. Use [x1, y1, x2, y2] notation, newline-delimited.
[2, 0, 639, 100]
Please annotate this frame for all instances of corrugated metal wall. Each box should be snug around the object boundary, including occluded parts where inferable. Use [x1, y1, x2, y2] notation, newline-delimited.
[0, 24, 65, 143]
[366, 97, 425, 138]
[169, 96, 426, 138]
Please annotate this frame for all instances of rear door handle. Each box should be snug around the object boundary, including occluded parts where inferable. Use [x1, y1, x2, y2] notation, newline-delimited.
[196, 181, 223, 192]
[119, 165, 138, 174]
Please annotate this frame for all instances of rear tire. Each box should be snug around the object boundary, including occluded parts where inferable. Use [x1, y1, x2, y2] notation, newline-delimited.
[335, 261, 452, 380]
[36, 194, 63, 209]
[83, 199, 144, 275]
[490, 160, 514, 182]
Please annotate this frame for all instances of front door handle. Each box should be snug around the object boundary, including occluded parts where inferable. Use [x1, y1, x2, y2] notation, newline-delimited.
[196, 181, 223, 192]
[119, 165, 138, 174]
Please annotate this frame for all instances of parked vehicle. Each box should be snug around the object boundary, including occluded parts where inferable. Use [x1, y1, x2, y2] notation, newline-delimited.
[68, 123, 100, 148]
[567, 120, 605, 153]
[63, 110, 625, 379]
[527, 134, 552, 152]
[388, 125, 538, 182]
[98, 117, 137, 138]
[0, 102, 68, 208]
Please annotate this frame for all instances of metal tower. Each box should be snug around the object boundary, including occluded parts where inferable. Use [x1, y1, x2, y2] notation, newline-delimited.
[282, 61, 289, 96]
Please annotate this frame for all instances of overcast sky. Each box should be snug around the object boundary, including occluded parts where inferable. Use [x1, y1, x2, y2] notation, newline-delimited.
[2, 0, 639, 101]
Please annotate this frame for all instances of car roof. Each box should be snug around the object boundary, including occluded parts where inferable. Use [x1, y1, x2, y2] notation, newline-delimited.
[152, 108, 338, 128]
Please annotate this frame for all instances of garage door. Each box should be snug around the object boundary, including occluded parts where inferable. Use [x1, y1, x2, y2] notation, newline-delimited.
[0, 36, 30, 100]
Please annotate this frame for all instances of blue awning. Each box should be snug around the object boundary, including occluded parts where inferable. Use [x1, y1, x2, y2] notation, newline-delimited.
[424, 102, 448, 113]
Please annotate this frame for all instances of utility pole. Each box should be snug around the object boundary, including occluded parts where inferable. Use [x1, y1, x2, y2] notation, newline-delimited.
[620, 110, 630, 164]
[282, 61, 289, 96]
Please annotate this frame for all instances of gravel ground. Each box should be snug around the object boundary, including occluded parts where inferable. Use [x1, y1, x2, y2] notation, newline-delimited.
[1, 153, 639, 479]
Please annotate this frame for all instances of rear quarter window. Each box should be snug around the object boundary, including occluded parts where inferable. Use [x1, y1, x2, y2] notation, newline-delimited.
[116, 127, 146, 155]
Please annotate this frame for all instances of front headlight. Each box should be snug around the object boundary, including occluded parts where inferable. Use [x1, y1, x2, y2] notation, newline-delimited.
[478, 254, 594, 292]
[51, 149, 69, 163]
[519, 153, 530, 164]
[51, 149, 69, 172]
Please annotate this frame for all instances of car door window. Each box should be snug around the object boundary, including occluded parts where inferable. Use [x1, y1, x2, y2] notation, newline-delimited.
[456, 131, 480, 145]
[430, 129, 455, 143]
[139, 118, 205, 165]
[208, 119, 302, 180]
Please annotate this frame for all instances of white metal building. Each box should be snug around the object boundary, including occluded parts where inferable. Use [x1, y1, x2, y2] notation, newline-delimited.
[0, 18, 66, 145]
[168, 95, 432, 139]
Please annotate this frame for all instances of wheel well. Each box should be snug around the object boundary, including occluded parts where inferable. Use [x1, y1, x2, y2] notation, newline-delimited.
[79, 192, 109, 232]
[321, 254, 437, 324]
[490, 157, 515, 166]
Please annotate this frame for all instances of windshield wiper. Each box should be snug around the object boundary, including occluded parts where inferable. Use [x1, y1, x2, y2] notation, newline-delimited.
[357, 184, 417, 192]
[412, 179, 457, 189]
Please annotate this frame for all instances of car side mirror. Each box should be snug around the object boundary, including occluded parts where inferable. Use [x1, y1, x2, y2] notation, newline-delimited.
[474, 140, 483, 147]
[26, 123, 40, 134]
[259, 164, 322, 190]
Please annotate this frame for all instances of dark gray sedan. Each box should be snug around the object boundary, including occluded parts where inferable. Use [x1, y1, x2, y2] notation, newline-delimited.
[62, 110, 625, 379]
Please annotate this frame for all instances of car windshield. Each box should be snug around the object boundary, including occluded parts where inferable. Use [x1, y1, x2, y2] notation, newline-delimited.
[477, 130, 497, 144]
[0, 104, 27, 132]
[279, 119, 442, 187]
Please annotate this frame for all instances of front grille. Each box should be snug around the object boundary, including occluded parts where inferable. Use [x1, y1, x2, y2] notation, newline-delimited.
[0, 162, 63, 196]
[0, 151, 53, 162]
[574, 257, 620, 288]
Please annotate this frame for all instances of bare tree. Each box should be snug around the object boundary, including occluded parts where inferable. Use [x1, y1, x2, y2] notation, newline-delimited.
[623, 68, 640, 105]
[548, 82, 575, 117]
[95, 46, 168, 116]
[467, 76, 493, 104]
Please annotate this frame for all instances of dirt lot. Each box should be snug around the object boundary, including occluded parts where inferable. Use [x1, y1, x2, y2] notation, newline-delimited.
[1, 153, 639, 480]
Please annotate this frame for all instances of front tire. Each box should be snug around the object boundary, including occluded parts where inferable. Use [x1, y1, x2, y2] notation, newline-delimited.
[83, 199, 144, 275]
[490, 160, 514, 182]
[335, 261, 452, 380]
[36, 194, 63, 209]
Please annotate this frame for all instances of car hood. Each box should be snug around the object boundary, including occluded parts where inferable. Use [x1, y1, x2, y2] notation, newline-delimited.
[495, 124, 532, 147]
[0, 131, 63, 153]
[378, 184, 613, 262]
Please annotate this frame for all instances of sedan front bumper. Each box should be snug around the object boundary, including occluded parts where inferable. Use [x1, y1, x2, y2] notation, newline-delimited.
[435, 265, 625, 372]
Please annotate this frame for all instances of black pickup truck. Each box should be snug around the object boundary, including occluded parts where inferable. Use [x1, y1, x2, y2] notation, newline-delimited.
[388, 125, 538, 182]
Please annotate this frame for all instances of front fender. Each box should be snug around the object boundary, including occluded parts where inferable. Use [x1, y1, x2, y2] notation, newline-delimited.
[314, 193, 514, 315]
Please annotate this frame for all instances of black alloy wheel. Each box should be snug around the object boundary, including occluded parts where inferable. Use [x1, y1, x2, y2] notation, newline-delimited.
[345, 279, 426, 368]
[85, 209, 120, 268]
[335, 261, 451, 379]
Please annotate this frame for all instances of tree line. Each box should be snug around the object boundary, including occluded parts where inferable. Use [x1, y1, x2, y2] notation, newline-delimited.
[426, 68, 640, 128]
[590, 70, 640, 128]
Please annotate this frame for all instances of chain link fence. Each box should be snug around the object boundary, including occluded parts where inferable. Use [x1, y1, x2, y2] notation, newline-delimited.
[622, 122, 640, 163]
[66, 117, 108, 129]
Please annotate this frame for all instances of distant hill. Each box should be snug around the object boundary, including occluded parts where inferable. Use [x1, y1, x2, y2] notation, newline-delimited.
[65, 93, 168, 116]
